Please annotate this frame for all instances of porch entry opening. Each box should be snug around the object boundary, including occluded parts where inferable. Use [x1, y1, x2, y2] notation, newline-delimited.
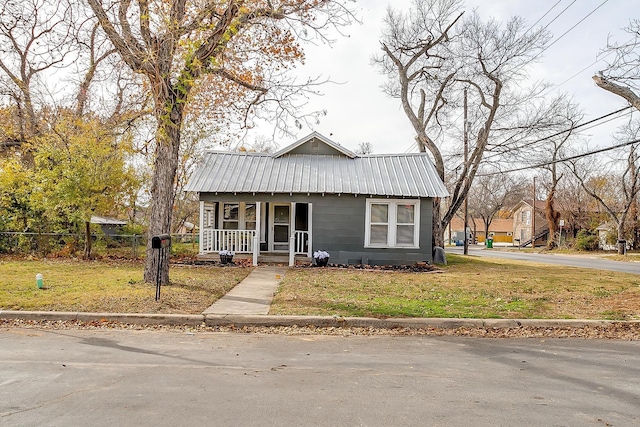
[271, 204, 290, 252]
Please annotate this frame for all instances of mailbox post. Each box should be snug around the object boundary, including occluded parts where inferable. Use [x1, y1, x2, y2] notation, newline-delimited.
[151, 234, 171, 301]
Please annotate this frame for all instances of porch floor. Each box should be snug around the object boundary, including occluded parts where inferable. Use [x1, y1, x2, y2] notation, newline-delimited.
[197, 252, 311, 264]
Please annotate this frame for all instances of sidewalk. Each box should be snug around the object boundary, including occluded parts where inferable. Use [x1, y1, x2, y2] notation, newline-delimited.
[203, 266, 286, 315]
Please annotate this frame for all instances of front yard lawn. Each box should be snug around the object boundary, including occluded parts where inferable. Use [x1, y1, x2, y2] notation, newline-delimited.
[0, 258, 251, 314]
[270, 255, 640, 320]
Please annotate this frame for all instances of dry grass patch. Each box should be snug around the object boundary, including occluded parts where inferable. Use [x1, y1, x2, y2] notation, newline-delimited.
[0, 258, 251, 314]
[271, 255, 640, 320]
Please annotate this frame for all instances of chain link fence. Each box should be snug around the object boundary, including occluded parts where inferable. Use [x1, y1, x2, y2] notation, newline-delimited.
[0, 232, 199, 258]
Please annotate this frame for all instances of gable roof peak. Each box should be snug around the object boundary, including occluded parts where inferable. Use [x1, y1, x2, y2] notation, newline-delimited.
[271, 132, 357, 159]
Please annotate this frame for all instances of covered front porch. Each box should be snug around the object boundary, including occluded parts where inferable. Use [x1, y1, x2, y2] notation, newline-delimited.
[198, 201, 312, 266]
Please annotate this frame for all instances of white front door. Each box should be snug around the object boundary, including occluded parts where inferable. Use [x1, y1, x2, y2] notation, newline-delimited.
[270, 204, 290, 252]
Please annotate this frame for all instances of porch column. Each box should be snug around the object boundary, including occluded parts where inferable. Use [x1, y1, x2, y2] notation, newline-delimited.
[308, 203, 313, 257]
[289, 202, 296, 266]
[253, 201, 261, 266]
[198, 200, 204, 254]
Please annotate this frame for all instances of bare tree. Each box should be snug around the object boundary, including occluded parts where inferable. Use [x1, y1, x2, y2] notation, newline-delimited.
[523, 95, 583, 249]
[373, 0, 552, 247]
[355, 142, 373, 155]
[593, 19, 640, 111]
[570, 123, 640, 254]
[86, 0, 354, 284]
[0, 0, 74, 151]
[466, 171, 527, 243]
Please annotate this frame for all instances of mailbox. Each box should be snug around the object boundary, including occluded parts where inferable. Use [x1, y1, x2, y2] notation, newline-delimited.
[151, 234, 171, 249]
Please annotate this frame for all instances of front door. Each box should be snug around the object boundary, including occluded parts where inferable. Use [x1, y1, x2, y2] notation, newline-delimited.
[270, 204, 290, 252]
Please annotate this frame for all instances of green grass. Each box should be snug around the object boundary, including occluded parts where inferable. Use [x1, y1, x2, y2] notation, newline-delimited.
[3, 254, 640, 320]
[0, 258, 251, 314]
[270, 254, 640, 320]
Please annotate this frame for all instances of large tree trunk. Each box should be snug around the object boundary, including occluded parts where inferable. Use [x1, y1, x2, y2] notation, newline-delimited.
[143, 102, 183, 285]
[433, 198, 444, 248]
[545, 188, 560, 250]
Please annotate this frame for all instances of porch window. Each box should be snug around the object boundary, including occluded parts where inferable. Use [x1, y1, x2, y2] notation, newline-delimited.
[221, 202, 257, 230]
[222, 203, 239, 229]
[245, 203, 256, 230]
[365, 199, 420, 248]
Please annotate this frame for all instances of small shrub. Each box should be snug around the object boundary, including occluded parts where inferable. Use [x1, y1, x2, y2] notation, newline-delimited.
[573, 230, 599, 251]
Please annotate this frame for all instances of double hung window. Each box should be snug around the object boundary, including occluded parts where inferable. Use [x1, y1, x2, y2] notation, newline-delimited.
[365, 199, 420, 248]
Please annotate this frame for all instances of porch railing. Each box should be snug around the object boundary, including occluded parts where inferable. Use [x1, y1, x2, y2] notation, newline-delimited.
[293, 231, 310, 255]
[201, 229, 256, 253]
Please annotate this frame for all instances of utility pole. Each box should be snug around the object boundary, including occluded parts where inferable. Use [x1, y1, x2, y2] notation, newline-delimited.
[531, 176, 536, 248]
[463, 87, 469, 255]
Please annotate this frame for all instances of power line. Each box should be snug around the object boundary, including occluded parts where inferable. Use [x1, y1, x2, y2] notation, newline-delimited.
[524, 0, 565, 35]
[481, 105, 633, 162]
[545, 0, 609, 51]
[477, 136, 640, 177]
[531, 0, 609, 62]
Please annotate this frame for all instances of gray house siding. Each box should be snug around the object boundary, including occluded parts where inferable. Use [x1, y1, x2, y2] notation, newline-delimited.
[200, 193, 434, 264]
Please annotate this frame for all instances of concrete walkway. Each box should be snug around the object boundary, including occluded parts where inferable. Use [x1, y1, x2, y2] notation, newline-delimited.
[203, 266, 286, 315]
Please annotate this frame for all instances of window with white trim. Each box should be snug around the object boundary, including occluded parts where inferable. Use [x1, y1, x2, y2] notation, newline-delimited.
[221, 202, 257, 230]
[365, 199, 420, 248]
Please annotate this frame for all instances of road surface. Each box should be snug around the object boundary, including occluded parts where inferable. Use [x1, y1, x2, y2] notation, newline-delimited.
[447, 245, 640, 274]
[1, 328, 638, 426]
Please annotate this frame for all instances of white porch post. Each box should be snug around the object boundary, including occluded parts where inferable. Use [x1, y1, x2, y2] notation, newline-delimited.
[253, 201, 261, 266]
[308, 203, 313, 257]
[289, 202, 296, 266]
[198, 200, 204, 254]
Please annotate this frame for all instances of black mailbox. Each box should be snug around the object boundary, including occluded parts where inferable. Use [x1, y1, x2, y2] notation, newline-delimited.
[151, 234, 171, 249]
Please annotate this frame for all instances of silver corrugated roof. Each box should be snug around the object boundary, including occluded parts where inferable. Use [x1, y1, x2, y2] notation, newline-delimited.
[185, 152, 448, 198]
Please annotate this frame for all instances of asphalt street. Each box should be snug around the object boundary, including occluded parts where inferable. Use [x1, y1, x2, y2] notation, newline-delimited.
[1, 328, 639, 426]
[447, 245, 640, 274]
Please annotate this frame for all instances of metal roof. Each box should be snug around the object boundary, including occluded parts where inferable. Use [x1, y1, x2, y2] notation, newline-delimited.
[185, 151, 449, 198]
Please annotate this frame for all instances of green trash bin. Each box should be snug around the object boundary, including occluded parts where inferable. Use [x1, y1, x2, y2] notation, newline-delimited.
[486, 237, 493, 248]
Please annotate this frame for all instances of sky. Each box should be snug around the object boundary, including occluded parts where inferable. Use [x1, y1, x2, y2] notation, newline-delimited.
[250, 0, 637, 154]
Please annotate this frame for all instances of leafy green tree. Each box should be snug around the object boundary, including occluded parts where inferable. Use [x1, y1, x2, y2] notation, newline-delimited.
[30, 112, 140, 258]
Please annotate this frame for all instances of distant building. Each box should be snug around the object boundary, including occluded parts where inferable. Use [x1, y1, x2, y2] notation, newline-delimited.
[446, 217, 513, 245]
[90, 216, 126, 236]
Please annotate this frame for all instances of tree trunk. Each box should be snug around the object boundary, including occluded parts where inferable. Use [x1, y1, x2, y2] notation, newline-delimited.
[143, 103, 183, 285]
[545, 188, 560, 250]
[433, 198, 444, 249]
[617, 222, 626, 255]
[84, 221, 92, 259]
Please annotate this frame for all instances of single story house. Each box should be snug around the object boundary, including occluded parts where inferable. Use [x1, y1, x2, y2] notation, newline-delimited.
[184, 132, 449, 266]
[446, 217, 513, 245]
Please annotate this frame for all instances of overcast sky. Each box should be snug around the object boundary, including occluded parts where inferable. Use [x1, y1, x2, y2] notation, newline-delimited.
[252, 0, 636, 154]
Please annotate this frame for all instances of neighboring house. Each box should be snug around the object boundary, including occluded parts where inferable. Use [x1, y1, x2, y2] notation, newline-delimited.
[446, 217, 513, 245]
[184, 132, 449, 266]
[511, 200, 548, 247]
[90, 216, 127, 236]
[596, 223, 617, 250]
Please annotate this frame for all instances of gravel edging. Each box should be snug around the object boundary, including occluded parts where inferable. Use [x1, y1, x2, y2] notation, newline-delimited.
[1, 310, 639, 339]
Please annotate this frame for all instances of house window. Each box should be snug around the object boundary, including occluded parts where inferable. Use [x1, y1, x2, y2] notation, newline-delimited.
[365, 199, 420, 248]
[222, 203, 239, 229]
[221, 202, 257, 230]
[245, 203, 256, 230]
[522, 209, 531, 225]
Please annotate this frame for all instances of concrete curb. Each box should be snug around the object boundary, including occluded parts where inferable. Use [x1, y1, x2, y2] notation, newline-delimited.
[1, 310, 637, 330]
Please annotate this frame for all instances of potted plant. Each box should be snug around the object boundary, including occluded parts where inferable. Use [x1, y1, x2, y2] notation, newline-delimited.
[313, 250, 330, 267]
[219, 249, 234, 264]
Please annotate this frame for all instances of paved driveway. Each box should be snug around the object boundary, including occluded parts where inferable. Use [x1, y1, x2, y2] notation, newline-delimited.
[1, 329, 638, 426]
[447, 245, 640, 274]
